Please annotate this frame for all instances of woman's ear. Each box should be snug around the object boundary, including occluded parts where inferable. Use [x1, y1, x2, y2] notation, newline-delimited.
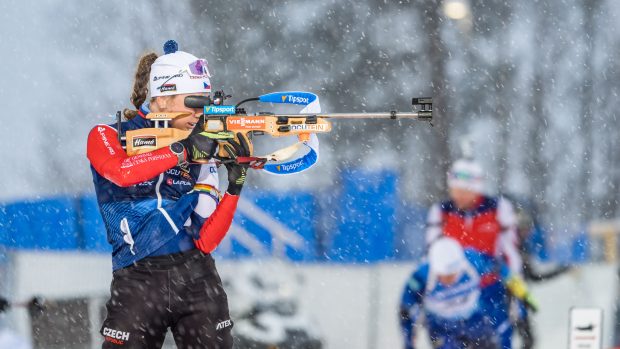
[152, 96, 167, 111]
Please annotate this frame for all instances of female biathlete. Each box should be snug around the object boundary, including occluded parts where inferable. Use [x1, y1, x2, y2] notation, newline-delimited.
[87, 41, 248, 349]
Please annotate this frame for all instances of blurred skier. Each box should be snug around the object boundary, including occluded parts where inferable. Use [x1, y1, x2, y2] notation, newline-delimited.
[87, 41, 249, 349]
[425, 159, 524, 348]
[509, 201, 571, 349]
[399, 237, 536, 349]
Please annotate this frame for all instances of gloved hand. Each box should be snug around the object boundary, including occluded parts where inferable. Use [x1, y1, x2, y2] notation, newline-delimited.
[176, 117, 234, 163]
[224, 133, 251, 195]
[506, 275, 538, 313]
[218, 132, 254, 162]
[0, 297, 8, 313]
[225, 163, 248, 195]
[523, 293, 539, 313]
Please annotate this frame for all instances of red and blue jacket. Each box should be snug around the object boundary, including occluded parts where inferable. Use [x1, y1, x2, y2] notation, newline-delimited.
[399, 249, 511, 349]
[426, 196, 522, 276]
[87, 105, 239, 270]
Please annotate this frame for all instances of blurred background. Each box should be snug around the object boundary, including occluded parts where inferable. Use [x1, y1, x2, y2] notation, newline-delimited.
[0, 0, 619, 348]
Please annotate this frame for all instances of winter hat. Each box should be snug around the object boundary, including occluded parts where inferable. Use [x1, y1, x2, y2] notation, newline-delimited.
[447, 158, 484, 193]
[428, 237, 467, 275]
[149, 40, 211, 97]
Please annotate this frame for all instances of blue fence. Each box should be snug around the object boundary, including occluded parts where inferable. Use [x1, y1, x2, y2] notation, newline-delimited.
[0, 169, 566, 263]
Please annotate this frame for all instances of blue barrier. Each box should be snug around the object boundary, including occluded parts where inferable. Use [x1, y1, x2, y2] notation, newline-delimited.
[0, 170, 564, 264]
[394, 202, 428, 260]
[77, 195, 110, 253]
[325, 169, 398, 263]
[0, 197, 79, 250]
[214, 192, 318, 261]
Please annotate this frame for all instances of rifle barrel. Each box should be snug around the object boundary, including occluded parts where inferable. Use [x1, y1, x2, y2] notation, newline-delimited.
[272, 112, 432, 120]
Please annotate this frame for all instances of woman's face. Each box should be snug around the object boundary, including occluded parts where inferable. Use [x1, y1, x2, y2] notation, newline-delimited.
[449, 187, 480, 210]
[152, 93, 208, 131]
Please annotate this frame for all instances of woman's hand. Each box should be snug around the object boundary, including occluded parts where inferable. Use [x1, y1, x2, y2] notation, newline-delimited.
[175, 118, 233, 163]
[223, 133, 251, 195]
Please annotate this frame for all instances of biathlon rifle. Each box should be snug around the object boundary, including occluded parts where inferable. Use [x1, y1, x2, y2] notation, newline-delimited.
[120, 91, 432, 174]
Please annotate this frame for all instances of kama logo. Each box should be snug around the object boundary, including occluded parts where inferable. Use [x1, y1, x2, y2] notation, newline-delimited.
[215, 319, 232, 330]
[132, 136, 156, 148]
[159, 84, 177, 92]
[275, 159, 305, 173]
[282, 94, 310, 105]
[204, 105, 236, 115]
[103, 327, 130, 343]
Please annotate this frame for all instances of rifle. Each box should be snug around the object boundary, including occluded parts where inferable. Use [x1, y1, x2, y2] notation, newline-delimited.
[120, 91, 432, 174]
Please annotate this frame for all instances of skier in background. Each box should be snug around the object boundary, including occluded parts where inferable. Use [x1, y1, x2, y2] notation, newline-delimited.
[508, 199, 572, 349]
[399, 237, 536, 349]
[425, 159, 524, 348]
[87, 41, 249, 349]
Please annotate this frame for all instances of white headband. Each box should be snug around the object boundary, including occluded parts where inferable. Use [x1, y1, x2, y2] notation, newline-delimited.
[447, 159, 484, 193]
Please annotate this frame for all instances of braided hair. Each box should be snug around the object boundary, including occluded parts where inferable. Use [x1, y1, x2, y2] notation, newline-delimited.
[123, 52, 158, 119]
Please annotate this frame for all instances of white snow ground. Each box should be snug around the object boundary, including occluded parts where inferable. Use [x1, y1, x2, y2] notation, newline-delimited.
[3, 252, 617, 349]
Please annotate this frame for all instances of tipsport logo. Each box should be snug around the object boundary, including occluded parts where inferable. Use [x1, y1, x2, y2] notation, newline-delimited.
[275, 158, 306, 173]
[281, 94, 310, 105]
[204, 105, 236, 115]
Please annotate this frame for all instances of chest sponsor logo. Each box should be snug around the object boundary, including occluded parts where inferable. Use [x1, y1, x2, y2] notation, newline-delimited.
[132, 136, 157, 148]
[167, 178, 192, 186]
[167, 168, 192, 179]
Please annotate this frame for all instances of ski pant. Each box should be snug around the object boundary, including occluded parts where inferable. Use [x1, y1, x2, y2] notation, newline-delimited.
[513, 300, 534, 349]
[100, 249, 233, 349]
[427, 314, 499, 349]
[481, 282, 512, 349]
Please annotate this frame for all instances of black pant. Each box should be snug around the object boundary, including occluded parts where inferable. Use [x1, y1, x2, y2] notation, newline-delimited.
[100, 249, 233, 349]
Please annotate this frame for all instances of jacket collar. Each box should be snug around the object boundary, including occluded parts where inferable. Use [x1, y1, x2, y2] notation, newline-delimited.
[128, 103, 154, 129]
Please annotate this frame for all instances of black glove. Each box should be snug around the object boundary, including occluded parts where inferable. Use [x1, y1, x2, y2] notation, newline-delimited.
[224, 133, 251, 195]
[0, 297, 9, 313]
[176, 117, 231, 163]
